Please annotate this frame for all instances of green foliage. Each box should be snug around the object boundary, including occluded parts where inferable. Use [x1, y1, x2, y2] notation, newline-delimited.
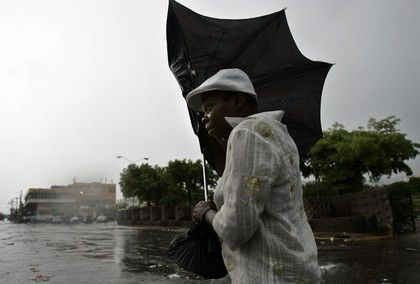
[119, 159, 218, 207]
[302, 182, 338, 198]
[119, 164, 168, 206]
[410, 177, 420, 216]
[303, 116, 419, 194]
[407, 176, 420, 194]
[166, 159, 218, 207]
[386, 181, 416, 222]
[389, 177, 420, 219]
[115, 199, 128, 209]
[387, 181, 413, 198]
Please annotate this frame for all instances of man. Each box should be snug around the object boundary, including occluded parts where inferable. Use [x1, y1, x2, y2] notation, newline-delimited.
[188, 68, 321, 283]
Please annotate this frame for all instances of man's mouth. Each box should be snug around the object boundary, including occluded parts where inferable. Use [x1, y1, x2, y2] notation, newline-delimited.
[206, 125, 218, 137]
[207, 128, 217, 136]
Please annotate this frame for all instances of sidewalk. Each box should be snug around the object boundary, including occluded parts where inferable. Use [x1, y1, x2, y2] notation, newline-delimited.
[314, 231, 393, 242]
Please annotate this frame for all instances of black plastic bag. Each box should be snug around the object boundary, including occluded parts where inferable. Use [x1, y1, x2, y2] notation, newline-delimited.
[168, 222, 228, 279]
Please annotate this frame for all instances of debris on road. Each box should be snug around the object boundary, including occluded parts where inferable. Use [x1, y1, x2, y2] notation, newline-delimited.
[30, 273, 51, 282]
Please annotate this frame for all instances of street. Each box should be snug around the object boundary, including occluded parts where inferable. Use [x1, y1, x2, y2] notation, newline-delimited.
[0, 221, 419, 283]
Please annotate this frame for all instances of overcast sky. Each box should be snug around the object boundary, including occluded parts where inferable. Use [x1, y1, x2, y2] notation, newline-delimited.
[1, 0, 419, 213]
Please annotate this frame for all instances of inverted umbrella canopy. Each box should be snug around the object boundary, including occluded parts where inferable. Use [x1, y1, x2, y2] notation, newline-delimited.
[167, 0, 332, 174]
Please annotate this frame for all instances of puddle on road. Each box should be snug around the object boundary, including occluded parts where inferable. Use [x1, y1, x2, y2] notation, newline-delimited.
[82, 252, 113, 259]
[320, 263, 341, 272]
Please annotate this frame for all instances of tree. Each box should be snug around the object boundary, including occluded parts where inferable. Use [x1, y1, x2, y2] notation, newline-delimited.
[119, 159, 218, 207]
[119, 164, 168, 206]
[166, 159, 218, 207]
[115, 199, 128, 209]
[303, 116, 419, 194]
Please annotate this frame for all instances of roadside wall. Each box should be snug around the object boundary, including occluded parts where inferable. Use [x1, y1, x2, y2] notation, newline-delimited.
[304, 189, 393, 232]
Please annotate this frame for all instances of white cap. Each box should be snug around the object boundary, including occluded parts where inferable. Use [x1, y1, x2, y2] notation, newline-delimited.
[186, 68, 257, 111]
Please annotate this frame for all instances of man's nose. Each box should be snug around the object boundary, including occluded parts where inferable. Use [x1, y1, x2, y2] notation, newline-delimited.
[202, 114, 209, 125]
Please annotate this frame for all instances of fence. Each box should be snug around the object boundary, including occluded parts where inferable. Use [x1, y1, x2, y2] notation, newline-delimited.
[118, 189, 415, 234]
[117, 206, 193, 226]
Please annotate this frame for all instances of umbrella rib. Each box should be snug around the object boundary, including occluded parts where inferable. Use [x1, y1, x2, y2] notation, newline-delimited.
[253, 62, 330, 86]
[209, 21, 226, 64]
[223, 15, 281, 69]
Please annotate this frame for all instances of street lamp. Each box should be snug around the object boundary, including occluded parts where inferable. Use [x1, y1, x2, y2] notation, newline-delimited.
[117, 155, 149, 222]
[116, 155, 149, 164]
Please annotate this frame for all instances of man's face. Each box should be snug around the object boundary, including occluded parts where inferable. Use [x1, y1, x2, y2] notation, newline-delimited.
[201, 92, 236, 140]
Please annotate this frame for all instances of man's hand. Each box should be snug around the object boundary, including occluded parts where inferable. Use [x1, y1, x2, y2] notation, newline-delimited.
[192, 200, 217, 223]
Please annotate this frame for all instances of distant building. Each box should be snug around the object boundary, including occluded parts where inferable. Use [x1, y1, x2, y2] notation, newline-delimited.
[24, 181, 116, 222]
[24, 187, 76, 222]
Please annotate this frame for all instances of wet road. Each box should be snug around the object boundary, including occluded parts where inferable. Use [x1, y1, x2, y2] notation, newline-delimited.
[319, 229, 420, 283]
[0, 221, 419, 283]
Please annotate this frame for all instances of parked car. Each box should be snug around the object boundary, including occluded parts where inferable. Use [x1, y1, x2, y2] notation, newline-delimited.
[51, 216, 62, 224]
[96, 215, 108, 223]
[83, 216, 93, 224]
[69, 216, 80, 224]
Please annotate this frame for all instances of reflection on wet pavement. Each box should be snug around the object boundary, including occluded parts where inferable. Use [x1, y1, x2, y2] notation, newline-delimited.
[318, 230, 420, 283]
[0, 222, 222, 283]
[0, 221, 419, 283]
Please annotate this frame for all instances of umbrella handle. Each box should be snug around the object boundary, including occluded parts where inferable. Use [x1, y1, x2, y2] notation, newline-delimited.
[202, 155, 208, 201]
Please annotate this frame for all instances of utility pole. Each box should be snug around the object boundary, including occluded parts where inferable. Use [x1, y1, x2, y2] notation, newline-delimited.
[19, 191, 23, 223]
[14, 197, 19, 223]
[9, 196, 21, 223]
[10, 198, 15, 223]
[10, 198, 13, 222]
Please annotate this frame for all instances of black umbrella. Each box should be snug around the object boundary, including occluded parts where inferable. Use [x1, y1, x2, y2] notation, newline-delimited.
[166, 0, 332, 174]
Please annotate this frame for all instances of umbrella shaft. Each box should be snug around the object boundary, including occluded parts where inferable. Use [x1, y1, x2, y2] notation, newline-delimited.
[202, 155, 208, 201]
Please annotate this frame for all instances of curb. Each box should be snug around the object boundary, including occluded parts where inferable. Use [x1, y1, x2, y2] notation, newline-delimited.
[314, 232, 393, 242]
